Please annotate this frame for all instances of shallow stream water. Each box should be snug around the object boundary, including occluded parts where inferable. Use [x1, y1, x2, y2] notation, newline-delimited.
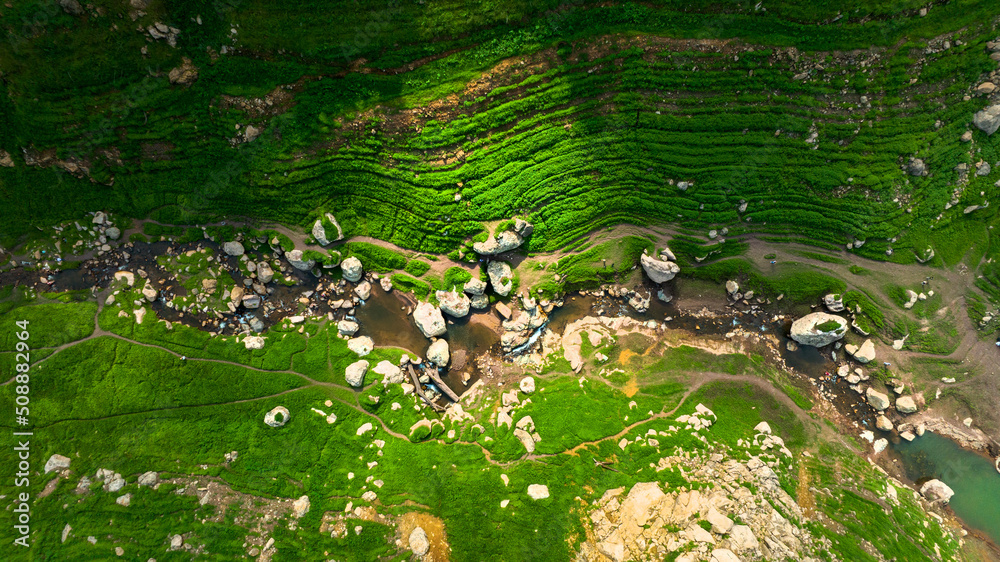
[892, 432, 1000, 545]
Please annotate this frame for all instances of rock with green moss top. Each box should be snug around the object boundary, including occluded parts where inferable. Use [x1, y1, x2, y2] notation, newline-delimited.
[487, 261, 513, 296]
[436, 290, 470, 317]
[789, 312, 847, 347]
[285, 249, 315, 271]
[474, 231, 523, 255]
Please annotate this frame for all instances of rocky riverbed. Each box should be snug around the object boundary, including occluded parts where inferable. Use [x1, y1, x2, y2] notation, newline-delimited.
[2, 212, 998, 548]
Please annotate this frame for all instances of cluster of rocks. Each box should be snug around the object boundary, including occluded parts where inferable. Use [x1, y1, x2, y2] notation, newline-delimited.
[902, 288, 932, 309]
[146, 21, 181, 47]
[462, 276, 489, 310]
[579, 453, 821, 562]
[29, 211, 126, 263]
[725, 280, 768, 309]
[907, 157, 929, 177]
[861, 384, 924, 451]
[472, 219, 532, 255]
[491, 377, 540, 453]
[168, 57, 198, 86]
[972, 41, 1000, 135]
[500, 295, 550, 353]
[844, 338, 876, 364]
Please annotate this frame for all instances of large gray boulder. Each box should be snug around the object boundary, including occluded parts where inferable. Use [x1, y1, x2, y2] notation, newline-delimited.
[973, 104, 1000, 135]
[312, 219, 330, 246]
[244, 335, 265, 350]
[640, 253, 680, 283]
[487, 261, 513, 296]
[354, 281, 371, 300]
[866, 387, 890, 411]
[44, 454, 71, 474]
[896, 395, 918, 414]
[436, 290, 470, 317]
[341, 256, 363, 282]
[427, 339, 450, 367]
[729, 525, 759, 552]
[473, 231, 523, 255]
[345, 360, 369, 387]
[222, 241, 244, 256]
[413, 302, 447, 338]
[920, 479, 955, 504]
[513, 218, 533, 237]
[292, 495, 310, 518]
[470, 294, 489, 310]
[138, 471, 158, 486]
[285, 249, 315, 271]
[789, 312, 847, 347]
[257, 262, 274, 283]
[337, 319, 359, 336]
[907, 158, 928, 176]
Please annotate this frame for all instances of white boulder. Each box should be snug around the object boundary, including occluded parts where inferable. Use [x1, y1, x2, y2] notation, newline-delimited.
[409, 527, 430, 556]
[527, 484, 549, 500]
[519, 376, 535, 394]
[345, 360, 369, 387]
[487, 261, 513, 296]
[44, 454, 71, 474]
[347, 336, 374, 356]
[341, 256, 363, 282]
[436, 290, 470, 317]
[920, 479, 955, 504]
[789, 312, 847, 347]
[426, 339, 450, 367]
[640, 253, 680, 283]
[413, 302, 447, 338]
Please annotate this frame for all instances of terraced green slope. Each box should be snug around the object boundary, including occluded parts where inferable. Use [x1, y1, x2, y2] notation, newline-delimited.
[1, 1, 998, 270]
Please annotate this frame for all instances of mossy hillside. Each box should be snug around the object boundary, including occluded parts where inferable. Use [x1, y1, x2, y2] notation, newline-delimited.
[2, 3, 999, 281]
